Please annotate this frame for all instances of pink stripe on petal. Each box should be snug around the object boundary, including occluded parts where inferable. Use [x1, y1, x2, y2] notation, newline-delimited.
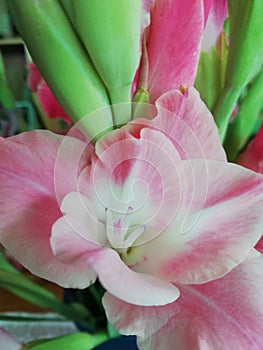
[103, 251, 263, 350]
[130, 159, 263, 285]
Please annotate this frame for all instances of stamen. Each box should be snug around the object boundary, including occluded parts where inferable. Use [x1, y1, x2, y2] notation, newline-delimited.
[105, 206, 145, 250]
[121, 206, 133, 230]
[122, 224, 146, 248]
[105, 207, 127, 248]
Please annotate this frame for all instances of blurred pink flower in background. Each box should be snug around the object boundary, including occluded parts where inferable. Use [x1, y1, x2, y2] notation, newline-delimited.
[27, 62, 72, 125]
[238, 123, 263, 254]
[238, 123, 263, 173]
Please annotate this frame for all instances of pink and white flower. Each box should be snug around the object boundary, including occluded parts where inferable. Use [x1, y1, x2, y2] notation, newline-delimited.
[1, 2, 263, 348]
[1, 88, 263, 347]
[1, 88, 263, 309]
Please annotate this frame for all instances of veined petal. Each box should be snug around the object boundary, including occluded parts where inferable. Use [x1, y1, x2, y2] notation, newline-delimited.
[103, 251, 263, 350]
[90, 248, 179, 306]
[0, 131, 92, 287]
[130, 88, 226, 161]
[57, 192, 106, 246]
[138, 0, 204, 101]
[78, 127, 182, 245]
[50, 215, 103, 288]
[129, 159, 263, 284]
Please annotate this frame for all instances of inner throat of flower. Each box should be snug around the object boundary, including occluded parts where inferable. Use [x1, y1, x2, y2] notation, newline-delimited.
[105, 206, 146, 258]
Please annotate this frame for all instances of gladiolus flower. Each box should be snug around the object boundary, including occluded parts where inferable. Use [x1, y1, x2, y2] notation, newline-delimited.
[1, 88, 263, 310]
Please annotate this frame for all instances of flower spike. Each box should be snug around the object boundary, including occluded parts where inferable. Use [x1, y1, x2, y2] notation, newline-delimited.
[71, 0, 142, 126]
[7, 0, 113, 141]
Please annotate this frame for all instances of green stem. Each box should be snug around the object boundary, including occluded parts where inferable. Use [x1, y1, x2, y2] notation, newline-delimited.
[224, 68, 263, 161]
[213, 84, 243, 142]
[109, 84, 132, 127]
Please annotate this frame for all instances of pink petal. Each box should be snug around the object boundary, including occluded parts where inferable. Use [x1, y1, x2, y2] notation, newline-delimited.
[238, 124, 263, 173]
[142, 0, 155, 14]
[50, 214, 102, 287]
[129, 159, 263, 284]
[202, 0, 228, 51]
[53, 192, 107, 246]
[255, 236, 263, 254]
[38, 80, 72, 124]
[0, 328, 21, 350]
[90, 248, 179, 306]
[138, 0, 204, 101]
[103, 251, 263, 349]
[0, 131, 93, 288]
[131, 87, 226, 161]
[27, 62, 42, 92]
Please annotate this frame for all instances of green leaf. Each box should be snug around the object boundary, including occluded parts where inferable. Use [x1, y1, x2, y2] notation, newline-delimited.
[195, 47, 225, 112]
[0, 252, 94, 330]
[25, 332, 108, 350]
[224, 68, 263, 161]
[0, 51, 16, 109]
[226, 0, 263, 88]
[107, 322, 120, 339]
[213, 0, 263, 141]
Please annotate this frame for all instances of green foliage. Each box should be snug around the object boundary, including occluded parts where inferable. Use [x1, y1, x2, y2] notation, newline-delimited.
[214, 0, 263, 142]
[0, 252, 95, 330]
[7, 0, 113, 141]
[69, 0, 141, 126]
[25, 332, 108, 350]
